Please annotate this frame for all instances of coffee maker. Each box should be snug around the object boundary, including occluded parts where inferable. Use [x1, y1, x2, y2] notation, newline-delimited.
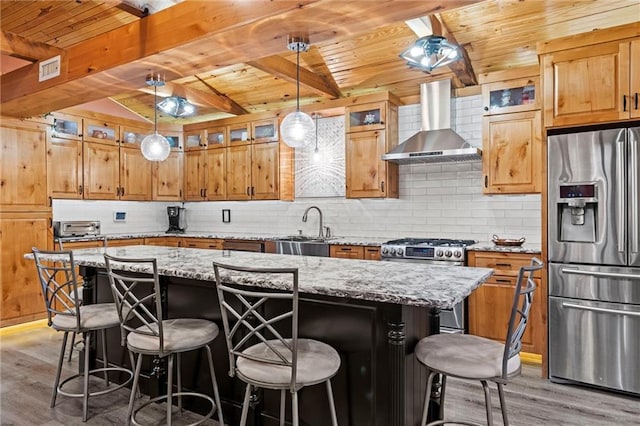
[167, 206, 186, 233]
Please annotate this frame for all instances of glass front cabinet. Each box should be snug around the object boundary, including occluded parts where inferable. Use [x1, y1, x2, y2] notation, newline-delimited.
[51, 113, 82, 140]
[345, 102, 387, 133]
[482, 77, 539, 115]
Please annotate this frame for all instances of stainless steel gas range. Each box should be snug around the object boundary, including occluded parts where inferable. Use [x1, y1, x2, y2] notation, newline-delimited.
[381, 238, 477, 333]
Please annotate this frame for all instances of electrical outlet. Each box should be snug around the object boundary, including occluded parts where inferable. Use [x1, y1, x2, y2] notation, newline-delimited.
[113, 211, 126, 222]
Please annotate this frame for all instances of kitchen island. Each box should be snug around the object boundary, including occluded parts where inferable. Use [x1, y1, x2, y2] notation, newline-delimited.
[30, 245, 493, 426]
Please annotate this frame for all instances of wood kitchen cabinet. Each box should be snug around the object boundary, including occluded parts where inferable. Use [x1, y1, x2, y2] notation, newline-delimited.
[83, 141, 120, 200]
[0, 210, 53, 327]
[119, 144, 153, 201]
[182, 238, 224, 249]
[185, 146, 226, 201]
[330, 245, 381, 260]
[345, 99, 399, 199]
[467, 251, 544, 355]
[1, 119, 49, 208]
[51, 112, 83, 140]
[144, 237, 182, 247]
[482, 110, 542, 194]
[482, 77, 539, 115]
[229, 118, 278, 145]
[107, 238, 144, 247]
[83, 118, 119, 144]
[47, 137, 84, 199]
[153, 151, 184, 201]
[540, 26, 640, 126]
[227, 142, 280, 200]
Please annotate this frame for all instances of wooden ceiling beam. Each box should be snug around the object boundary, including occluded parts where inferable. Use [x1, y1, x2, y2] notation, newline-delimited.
[194, 75, 249, 115]
[0, 30, 62, 62]
[248, 55, 342, 99]
[115, 2, 150, 18]
[429, 15, 477, 87]
[0, 0, 478, 118]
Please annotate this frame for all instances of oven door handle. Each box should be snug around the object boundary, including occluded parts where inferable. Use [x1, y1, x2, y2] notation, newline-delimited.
[562, 302, 640, 317]
[560, 267, 640, 281]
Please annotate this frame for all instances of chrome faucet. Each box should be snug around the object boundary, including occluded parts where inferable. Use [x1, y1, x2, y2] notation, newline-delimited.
[302, 206, 324, 238]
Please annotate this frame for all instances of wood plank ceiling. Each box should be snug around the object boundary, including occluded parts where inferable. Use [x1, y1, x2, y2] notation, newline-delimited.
[1, 0, 638, 125]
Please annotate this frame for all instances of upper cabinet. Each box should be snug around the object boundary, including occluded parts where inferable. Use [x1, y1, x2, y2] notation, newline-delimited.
[345, 101, 387, 133]
[51, 112, 83, 140]
[229, 118, 279, 145]
[482, 77, 539, 115]
[205, 126, 228, 148]
[1, 119, 49, 208]
[120, 124, 152, 145]
[345, 99, 399, 199]
[482, 110, 542, 194]
[539, 24, 640, 127]
[480, 68, 542, 195]
[47, 136, 83, 199]
[83, 118, 119, 144]
[185, 130, 205, 151]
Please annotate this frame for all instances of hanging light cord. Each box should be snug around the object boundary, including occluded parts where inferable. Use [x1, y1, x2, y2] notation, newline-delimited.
[296, 46, 301, 112]
[153, 84, 158, 133]
[314, 114, 319, 151]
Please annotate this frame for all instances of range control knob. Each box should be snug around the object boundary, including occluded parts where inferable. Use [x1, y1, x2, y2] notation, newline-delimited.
[453, 250, 462, 258]
[396, 248, 404, 256]
[390, 248, 396, 255]
[445, 250, 452, 258]
[436, 250, 444, 257]
[382, 247, 389, 255]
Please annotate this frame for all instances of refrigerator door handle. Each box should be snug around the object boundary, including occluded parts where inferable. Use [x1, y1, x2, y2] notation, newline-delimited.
[630, 129, 639, 253]
[562, 302, 640, 317]
[561, 267, 640, 281]
[616, 136, 626, 253]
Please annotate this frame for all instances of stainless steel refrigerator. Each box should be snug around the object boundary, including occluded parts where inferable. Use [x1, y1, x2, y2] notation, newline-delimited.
[547, 125, 640, 395]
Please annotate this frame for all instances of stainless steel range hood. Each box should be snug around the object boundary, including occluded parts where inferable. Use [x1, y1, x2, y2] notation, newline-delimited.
[382, 79, 481, 164]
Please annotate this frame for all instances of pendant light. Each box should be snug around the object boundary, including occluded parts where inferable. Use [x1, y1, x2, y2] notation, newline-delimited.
[312, 113, 321, 162]
[400, 35, 460, 72]
[140, 73, 171, 161]
[280, 36, 315, 148]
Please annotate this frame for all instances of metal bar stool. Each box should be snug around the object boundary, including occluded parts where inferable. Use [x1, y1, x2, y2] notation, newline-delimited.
[56, 236, 109, 362]
[32, 248, 133, 422]
[212, 261, 341, 426]
[104, 254, 224, 426]
[415, 257, 543, 426]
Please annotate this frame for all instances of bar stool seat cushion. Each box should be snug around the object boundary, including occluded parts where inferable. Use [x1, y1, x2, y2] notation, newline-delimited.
[237, 338, 341, 387]
[415, 334, 521, 380]
[52, 303, 120, 331]
[127, 318, 219, 354]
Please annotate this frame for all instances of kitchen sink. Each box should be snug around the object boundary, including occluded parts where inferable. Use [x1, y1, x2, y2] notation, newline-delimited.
[274, 237, 329, 257]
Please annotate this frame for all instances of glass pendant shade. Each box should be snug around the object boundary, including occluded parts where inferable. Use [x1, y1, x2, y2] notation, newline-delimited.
[141, 132, 171, 161]
[400, 35, 460, 72]
[280, 36, 314, 148]
[281, 111, 315, 148]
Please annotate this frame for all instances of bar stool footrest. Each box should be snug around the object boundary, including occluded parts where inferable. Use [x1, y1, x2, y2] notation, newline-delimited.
[131, 391, 217, 426]
[428, 420, 485, 426]
[57, 366, 133, 399]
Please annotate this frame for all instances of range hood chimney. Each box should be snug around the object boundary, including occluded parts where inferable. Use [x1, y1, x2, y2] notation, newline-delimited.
[382, 79, 481, 164]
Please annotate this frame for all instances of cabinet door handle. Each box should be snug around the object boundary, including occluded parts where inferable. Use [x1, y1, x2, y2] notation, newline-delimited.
[483, 106, 489, 112]
[623, 95, 628, 112]
[251, 186, 255, 196]
[247, 187, 250, 196]
[495, 263, 512, 268]
[484, 176, 488, 188]
[340, 247, 352, 251]
[120, 187, 124, 196]
[179, 189, 183, 198]
[78, 185, 83, 195]
[381, 181, 385, 193]
[204, 188, 207, 198]
[635, 93, 639, 110]
[496, 279, 512, 284]
[48, 196, 52, 207]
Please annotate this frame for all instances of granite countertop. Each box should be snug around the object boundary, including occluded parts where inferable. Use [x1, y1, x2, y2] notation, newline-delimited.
[56, 232, 540, 253]
[468, 242, 541, 254]
[27, 245, 493, 309]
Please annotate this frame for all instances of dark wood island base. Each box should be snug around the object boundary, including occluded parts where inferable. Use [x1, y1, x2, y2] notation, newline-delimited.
[83, 266, 437, 426]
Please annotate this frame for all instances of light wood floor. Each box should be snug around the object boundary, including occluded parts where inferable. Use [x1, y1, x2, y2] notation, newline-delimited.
[1, 326, 639, 425]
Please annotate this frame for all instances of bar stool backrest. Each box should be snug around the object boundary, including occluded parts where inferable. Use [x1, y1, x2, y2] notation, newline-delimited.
[103, 254, 166, 356]
[32, 248, 81, 330]
[212, 261, 300, 393]
[501, 257, 544, 380]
